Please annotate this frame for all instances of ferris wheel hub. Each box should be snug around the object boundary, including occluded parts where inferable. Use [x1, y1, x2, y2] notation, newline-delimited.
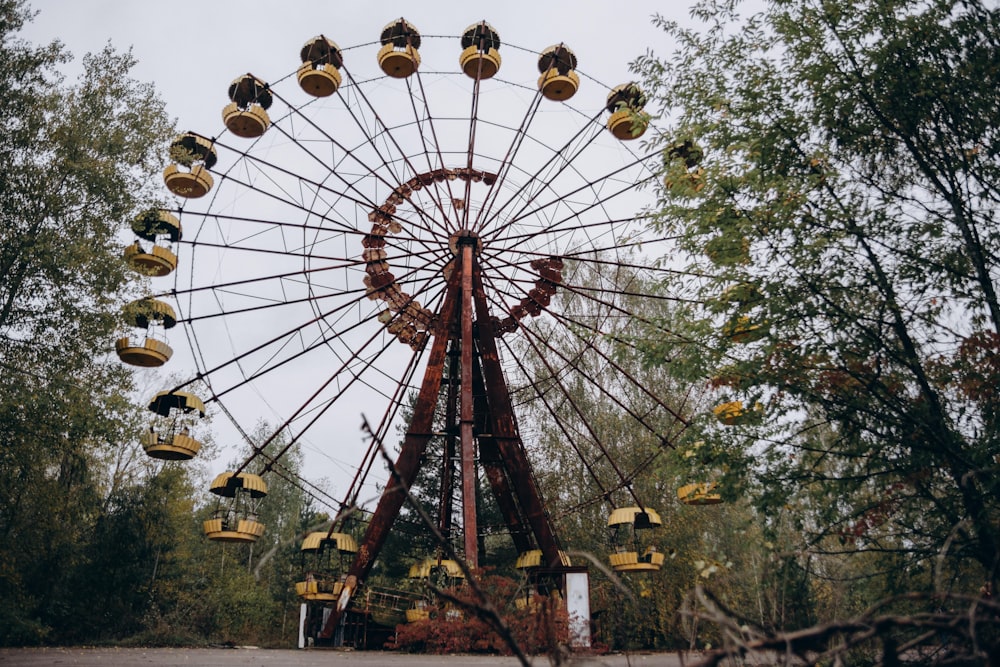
[449, 229, 483, 256]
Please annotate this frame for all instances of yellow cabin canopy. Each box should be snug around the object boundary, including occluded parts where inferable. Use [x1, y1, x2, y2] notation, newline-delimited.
[605, 83, 647, 113]
[380, 18, 421, 48]
[168, 132, 217, 169]
[228, 74, 271, 110]
[131, 209, 181, 243]
[123, 298, 176, 330]
[301, 531, 358, 554]
[300, 35, 343, 68]
[537, 44, 577, 75]
[607, 506, 662, 528]
[147, 390, 205, 418]
[209, 471, 268, 498]
[678, 482, 723, 506]
[209, 472, 267, 498]
[664, 139, 704, 169]
[460, 21, 500, 51]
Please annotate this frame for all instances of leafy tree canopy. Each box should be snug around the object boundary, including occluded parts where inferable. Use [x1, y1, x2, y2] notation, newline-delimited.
[0, 0, 174, 644]
[635, 0, 1000, 592]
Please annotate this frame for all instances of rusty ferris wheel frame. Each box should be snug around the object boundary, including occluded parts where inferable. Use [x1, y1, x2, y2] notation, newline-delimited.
[162, 18, 692, 628]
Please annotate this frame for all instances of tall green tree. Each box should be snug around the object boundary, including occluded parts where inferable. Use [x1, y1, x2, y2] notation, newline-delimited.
[0, 0, 173, 644]
[634, 0, 1000, 605]
[60, 465, 199, 643]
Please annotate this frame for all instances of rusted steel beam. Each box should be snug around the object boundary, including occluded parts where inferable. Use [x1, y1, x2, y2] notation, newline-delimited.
[459, 241, 478, 571]
[470, 266, 563, 567]
[320, 270, 461, 639]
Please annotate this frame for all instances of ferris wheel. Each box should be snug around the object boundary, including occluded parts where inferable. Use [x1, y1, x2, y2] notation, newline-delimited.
[117, 16, 712, 638]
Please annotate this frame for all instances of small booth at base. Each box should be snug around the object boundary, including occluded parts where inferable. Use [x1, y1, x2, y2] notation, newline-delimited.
[521, 566, 591, 649]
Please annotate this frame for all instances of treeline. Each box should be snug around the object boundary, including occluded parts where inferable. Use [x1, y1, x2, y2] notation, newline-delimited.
[0, 0, 309, 646]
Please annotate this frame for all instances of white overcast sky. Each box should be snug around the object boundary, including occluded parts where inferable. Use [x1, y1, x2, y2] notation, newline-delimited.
[20, 1, 690, 133]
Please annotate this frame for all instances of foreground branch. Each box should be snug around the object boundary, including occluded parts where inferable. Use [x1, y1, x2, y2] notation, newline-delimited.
[686, 587, 1000, 667]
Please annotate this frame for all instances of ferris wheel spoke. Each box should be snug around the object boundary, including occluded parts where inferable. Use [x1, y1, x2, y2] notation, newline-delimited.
[163, 261, 342, 303]
[210, 142, 377, 227]
[406, 74, 475, 235]
[560, 241, 718, 280]
[483, 235, 639, 286]
[395, 191, 467, 252]
[466, 91, 545, 234]
[484, 150, 661, 251]
[181, 285, 356, 324]
[230, 320, 425, 474]
[213, 389, 347, 512]
[477, 110, 607, 235]
[555, 467, 665, 519]
[518, 294, 691, 433]
[178, 209, 357, 239]
[511, 159, 657, 247]
[475, 91, 586, 233]
[453, 64, 512, 235]
[492, 200, 634, 268]
[475, 241, 680, 325]
[186, 239, 320, 299]
[478, 121, 624, 239]
[210, 152, 447, 265]
[554, 278, 700, 352]
[336, 342, 429, 517]
[406, 74, 449, 176]
[568, 281, 703, 307]
[178, 237, 362, 265]
[493, 216, 670, 256]
[254, 124, 379, 226]
[542, 305, 693, 425]
[496, 244, 702, 322]
[214, 136, 464, 254]
[460, 76, 483, 232]
[498, 327, 648, 507]
[529, 332, 687, 444]
[214, 142, 372, 240]
[549, 277, 732, 366]
[336, 64, 443, 190]
[491, 214, 652, 244]
[176, 284, 384, 401]
[269, 84, 416, 205]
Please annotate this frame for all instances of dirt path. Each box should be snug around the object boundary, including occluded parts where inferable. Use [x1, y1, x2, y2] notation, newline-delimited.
[0, 647, 710, 667]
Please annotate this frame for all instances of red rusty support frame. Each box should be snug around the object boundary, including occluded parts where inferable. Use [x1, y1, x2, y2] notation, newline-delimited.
[323, 236, 567, 640]
[470, 263, 563, 566]
[459, 239, 479, 571]
[472, 350, 534, 555]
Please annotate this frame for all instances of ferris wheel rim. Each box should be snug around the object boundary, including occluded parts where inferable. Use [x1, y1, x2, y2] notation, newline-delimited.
[160, 22, 687, 525]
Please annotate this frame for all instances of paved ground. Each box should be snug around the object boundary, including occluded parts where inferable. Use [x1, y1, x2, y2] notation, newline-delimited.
[0, 648, 733, 666]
